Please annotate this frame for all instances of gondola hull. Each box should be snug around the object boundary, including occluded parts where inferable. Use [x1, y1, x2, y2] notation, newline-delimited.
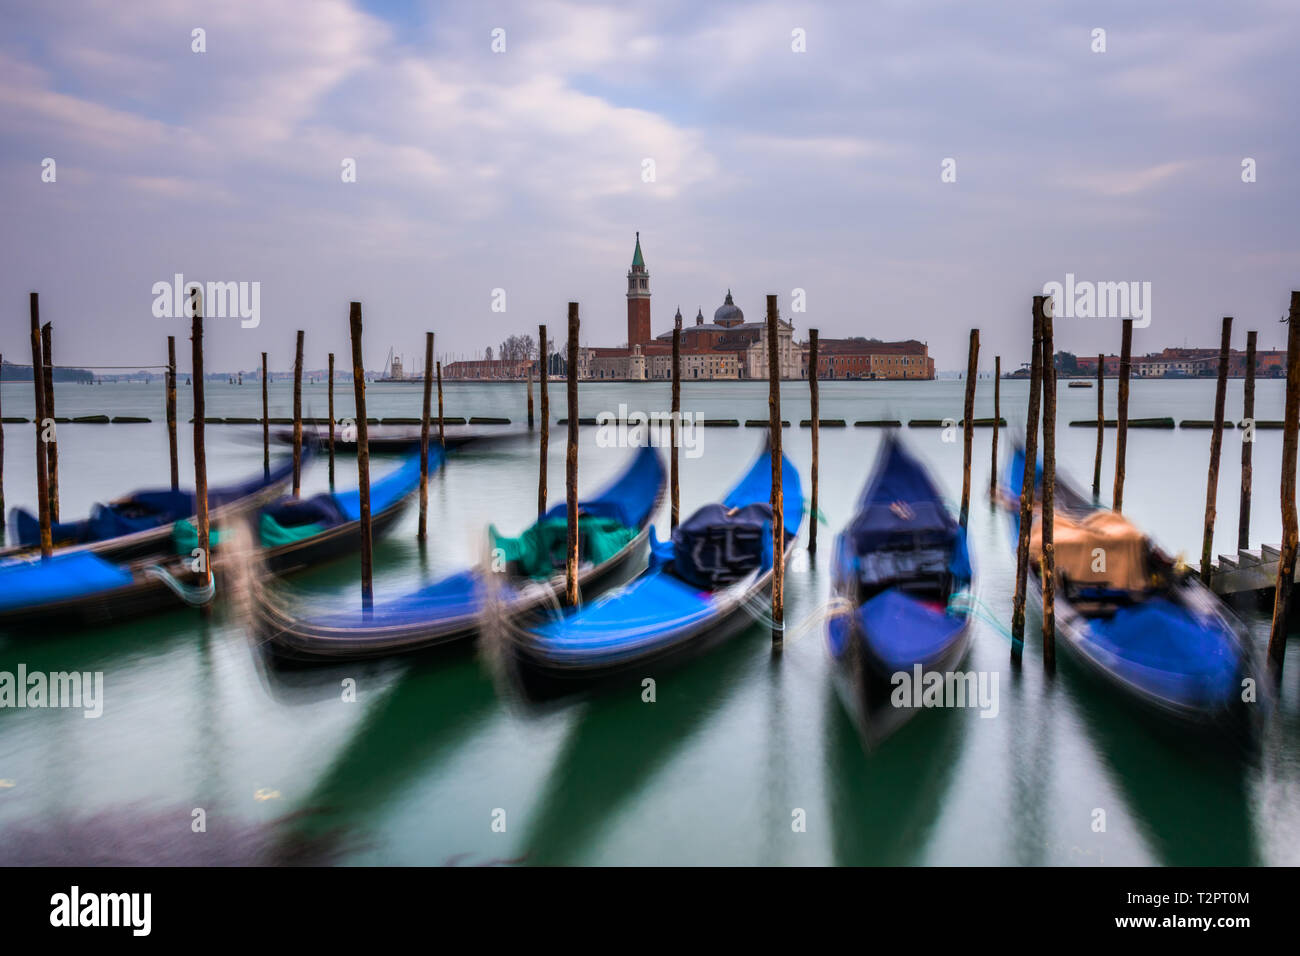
[1004, 446, 1262, 739]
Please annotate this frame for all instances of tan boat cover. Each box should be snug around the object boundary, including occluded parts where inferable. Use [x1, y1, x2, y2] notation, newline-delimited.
[1030, 509, 1148, 591]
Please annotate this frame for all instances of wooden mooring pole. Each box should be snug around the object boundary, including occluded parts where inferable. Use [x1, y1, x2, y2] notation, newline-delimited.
[1113, 319, 1134, 513]
[1267, 292, 1300, 671]
[1010, 298, 1044, 663]
[28, 294, 51, 557]
[538, 322, 549, 519]
[767, 294, 785, 650]
[959, 329, 978, 527]
[671, 314, 682, 530]
[1092, 353, 1104, 499]
[565, 304, 580, 607]
[261, 352, 270, 479]
[190, 291, 211, 602]
[40, 322, 58, 521]
[809, 328, 820, 556]
[167, 336, 179, 491]
[1238, 330, 1257, 550]
[989, 355, 1000, 501]
[1040, 300, 1057, 672]
[418, 331, 434, 542]
[349, 302, 374, 615]
[292, 329, 304, 498]
[327, 352, 336, 489]
[1200, 316, 1232, 584]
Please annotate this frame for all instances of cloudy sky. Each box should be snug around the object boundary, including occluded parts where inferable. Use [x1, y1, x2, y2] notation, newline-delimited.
[2, 0, 1298, 373]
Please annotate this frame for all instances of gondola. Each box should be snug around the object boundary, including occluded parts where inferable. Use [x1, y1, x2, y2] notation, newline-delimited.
[1004, 444, 1262, 737]
[827, 435, 975, 748]
[275, 424, 528, 454]
[0, 448, 435, 630]
[249, 444, 666, 661]
[502, 444, 803, 700]
[3, 456, 297, 562]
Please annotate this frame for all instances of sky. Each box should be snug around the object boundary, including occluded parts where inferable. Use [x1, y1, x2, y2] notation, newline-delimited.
[1, 0, 1298, 374]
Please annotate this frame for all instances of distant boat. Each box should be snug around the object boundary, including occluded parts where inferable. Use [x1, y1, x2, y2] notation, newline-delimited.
[1068, 380, 1093, 388]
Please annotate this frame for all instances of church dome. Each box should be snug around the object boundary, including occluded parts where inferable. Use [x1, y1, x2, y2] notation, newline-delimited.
[713, 290, 743, 326]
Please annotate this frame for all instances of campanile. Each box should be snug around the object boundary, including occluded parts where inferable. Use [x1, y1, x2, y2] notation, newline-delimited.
[626, 232, 651, 347]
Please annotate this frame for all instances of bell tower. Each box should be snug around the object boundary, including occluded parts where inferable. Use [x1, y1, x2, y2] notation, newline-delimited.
[626, 232, 651, 347]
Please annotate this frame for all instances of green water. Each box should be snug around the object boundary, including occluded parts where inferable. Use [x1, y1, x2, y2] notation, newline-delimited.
[0, 378, 1297, 865]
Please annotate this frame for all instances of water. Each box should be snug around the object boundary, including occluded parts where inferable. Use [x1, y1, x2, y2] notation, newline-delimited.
[1, 377, 1297, 865]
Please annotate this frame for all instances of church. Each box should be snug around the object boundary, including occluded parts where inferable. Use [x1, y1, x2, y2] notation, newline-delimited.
[582, 235, 801, 381]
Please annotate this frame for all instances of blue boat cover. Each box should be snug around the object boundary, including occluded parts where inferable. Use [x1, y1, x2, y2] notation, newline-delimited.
[1084, 598, 1241, 708]
[672, 502, 773, 590]
[0, 552, 135, 612]
[848, 436, 958, 551]
[333, 446, 438, 521]
[855, 587, 967, 673]
[8, 455, 298, 548]
[543, 444, 665, 530]
[524, 446, 805, 661]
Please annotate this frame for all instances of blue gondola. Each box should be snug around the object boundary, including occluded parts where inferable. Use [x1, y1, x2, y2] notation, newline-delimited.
[4, 455, 298, 562]
[827, 435, 975, 747]
[0, 448, 434, 630]
[1005, 444, 1261, 737]
[503, 444, 803, 699]
[250, 444, 666, 661]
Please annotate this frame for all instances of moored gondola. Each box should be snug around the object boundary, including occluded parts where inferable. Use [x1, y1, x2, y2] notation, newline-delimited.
[3, 456, 297, 562]
[1003, 445, 1263, 738]
[249, 444, 666, 661]
[827, 435, 975, 748]
[0, 449, 434, 630]
[502, 444, 803, 701]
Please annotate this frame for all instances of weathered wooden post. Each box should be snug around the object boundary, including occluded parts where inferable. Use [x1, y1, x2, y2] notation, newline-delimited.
[1238, 330, 1257, 551]
[1040, 300, 1057, 672]
[959, 329, 979, 527]
[989, 355, 1000, 501]
[261, 351, 270, 479]
[40, 322, 58, 521]
[190, 289, 211, 602]
[1092, 353, 1104, 499]
[565, 304, 580, 607]
[767, 294, 785, 650]
[1113, 319, 1134, 513]
[538, 322, 549, 519]
[327, 352, 336, 489]
[418, 331, 434, 542]
[29, 295, 51, 557]
[349, 302, 374, 615]
[671, 313, 682, 530]
[1267, 293, 1300, 671]
[809, 328, 820, 556]
[1200, 316, 1233, 584]
[292, 329, 304, 498]
[167, 336, 179, 491]
[1011, 299, 1045, 663]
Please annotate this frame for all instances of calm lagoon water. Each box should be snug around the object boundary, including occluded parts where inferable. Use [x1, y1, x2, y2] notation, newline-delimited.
[0, 377, 1297, 865]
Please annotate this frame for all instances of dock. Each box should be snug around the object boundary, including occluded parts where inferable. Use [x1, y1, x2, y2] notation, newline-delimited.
[1211, 543, 1292, 596]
